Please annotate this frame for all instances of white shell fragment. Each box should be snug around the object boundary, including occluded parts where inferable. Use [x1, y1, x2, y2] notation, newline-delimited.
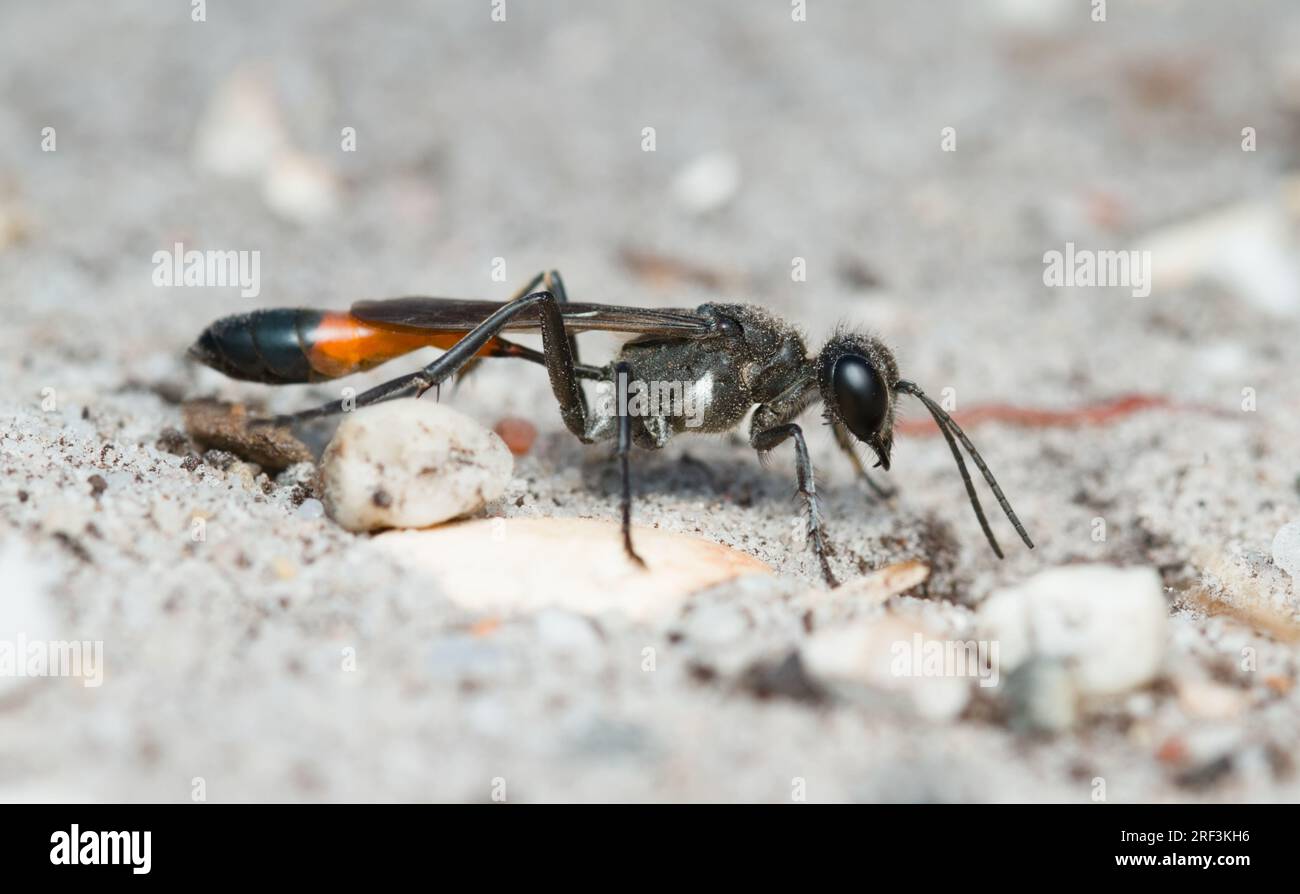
[1140, 176, 1300, 315]
[977, 565, 1168, 697]
[810, 560, 930, 605]
[372, 518, 772, 622]
[320, 400, 513, 532]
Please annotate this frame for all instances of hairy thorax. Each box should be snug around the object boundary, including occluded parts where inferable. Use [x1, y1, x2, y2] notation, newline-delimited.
[588, 303, 810, 448]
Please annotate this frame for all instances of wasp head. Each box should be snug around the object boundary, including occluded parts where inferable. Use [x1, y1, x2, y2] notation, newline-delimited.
[816, 332, 898, 470]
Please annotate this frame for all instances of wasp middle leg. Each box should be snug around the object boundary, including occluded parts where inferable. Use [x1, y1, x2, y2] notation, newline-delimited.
[612, 361, 645, 567]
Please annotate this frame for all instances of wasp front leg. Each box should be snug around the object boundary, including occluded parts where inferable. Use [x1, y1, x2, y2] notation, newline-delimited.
[751, 390, 837, 587]
[832, 421, 896, 500]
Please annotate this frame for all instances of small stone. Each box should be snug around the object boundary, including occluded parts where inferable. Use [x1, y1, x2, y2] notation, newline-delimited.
[493, 417, 537, 456]
[295, 498, 325, 520]
[681, 602, 750, 646]
[428, 636, 509, 681]
[672, 151, 740, 214]
[261, 151, 340, 224]
[320, 400, 512, 532]
[1270, 520, 1300, 581]
[1264, 674, 1294, 695]
[155, 427, 191, 456]
[87, 474, 108, 497]
[978, 565, 1167, 697]
[1156, 736, 1189, 765]
[0, 542, 61, 695]
[271, 557, 297, 580]
[202, 448, 238, 471]
[1004, 658, 1078, 734]
[193, 67, 289, 178]
[1174, 754, 1235, 791]
[41, 498, 93, 537]
[739, 652, 826, 704]
[533, 609, 602, 658]
[1176, 679, 1245, 720]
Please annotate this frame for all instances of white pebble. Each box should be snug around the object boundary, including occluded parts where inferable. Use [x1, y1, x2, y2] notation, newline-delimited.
[672, 151, 740, 215]
[533, 609, 603, 658]
[978, 565, 1167, 697]
[320, 400, 513, 532]
[192, 68, 289, 178]
[261, 151, 340, 224]
[295, 498, 325, 520]
[1004, 659, 1078, 733]
[0, 542, 61, 695]
[1270, 520, 1300, 580]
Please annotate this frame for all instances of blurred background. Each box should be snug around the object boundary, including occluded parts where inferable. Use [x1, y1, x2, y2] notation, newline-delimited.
[1, 1, 1298, 802]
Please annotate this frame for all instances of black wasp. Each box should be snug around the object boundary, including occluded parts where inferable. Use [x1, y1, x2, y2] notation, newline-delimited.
[189, 270, 1034, 585]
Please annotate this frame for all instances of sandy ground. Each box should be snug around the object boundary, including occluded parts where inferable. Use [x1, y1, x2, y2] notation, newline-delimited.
[2, 0, 1299, 802]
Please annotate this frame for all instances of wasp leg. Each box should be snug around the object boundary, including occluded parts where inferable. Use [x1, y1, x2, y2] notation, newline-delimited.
[268, 290, 591, 434]
[262, 370, 432, 425]
[832, 422, 896, 500]
[752, 422, 838, 588]
[613, 361, 646, 568]
[456, 269, 590, 386]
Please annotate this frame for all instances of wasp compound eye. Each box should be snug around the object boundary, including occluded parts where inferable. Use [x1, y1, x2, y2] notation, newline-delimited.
[831, 354, 888, 443]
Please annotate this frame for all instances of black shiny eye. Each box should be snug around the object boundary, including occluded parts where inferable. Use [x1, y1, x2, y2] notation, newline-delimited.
[832, 354, 888, 442]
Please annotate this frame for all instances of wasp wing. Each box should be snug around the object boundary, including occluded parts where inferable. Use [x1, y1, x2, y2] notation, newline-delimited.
[350, 297, 713, 338]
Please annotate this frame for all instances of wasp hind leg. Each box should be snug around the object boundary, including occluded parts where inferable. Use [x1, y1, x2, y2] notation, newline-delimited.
[455, 269, 589, 387]
[265, 289, 590, 429]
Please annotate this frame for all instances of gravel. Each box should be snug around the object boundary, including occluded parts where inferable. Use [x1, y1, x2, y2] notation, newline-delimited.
[1, 0, 1298, 802]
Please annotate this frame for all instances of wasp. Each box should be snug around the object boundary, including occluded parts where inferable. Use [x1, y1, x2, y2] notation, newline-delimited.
[188, 270, 1033, 585]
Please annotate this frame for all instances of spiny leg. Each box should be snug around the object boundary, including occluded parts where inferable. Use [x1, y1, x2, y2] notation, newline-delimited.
[267, 290, 591, 433]
[455, 269, 588, 387]
[263, 370, 430, 425]
[752, 423, 838, 587]
[613, 361, 645, 567]
[460, 269, 547, 384]
[832, 421, 896, 500]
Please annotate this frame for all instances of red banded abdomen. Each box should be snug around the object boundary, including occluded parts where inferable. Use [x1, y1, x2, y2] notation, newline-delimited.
[189, 309, 502, 384]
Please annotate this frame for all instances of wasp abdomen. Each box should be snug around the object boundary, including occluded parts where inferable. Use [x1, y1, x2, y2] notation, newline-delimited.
[190, 308, 449, 384]
[189, 308, 321, 384]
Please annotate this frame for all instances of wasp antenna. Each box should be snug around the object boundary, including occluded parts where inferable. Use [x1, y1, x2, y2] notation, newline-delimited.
[896, 380, 1035, 555]
[896, 381, 1002, 557]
